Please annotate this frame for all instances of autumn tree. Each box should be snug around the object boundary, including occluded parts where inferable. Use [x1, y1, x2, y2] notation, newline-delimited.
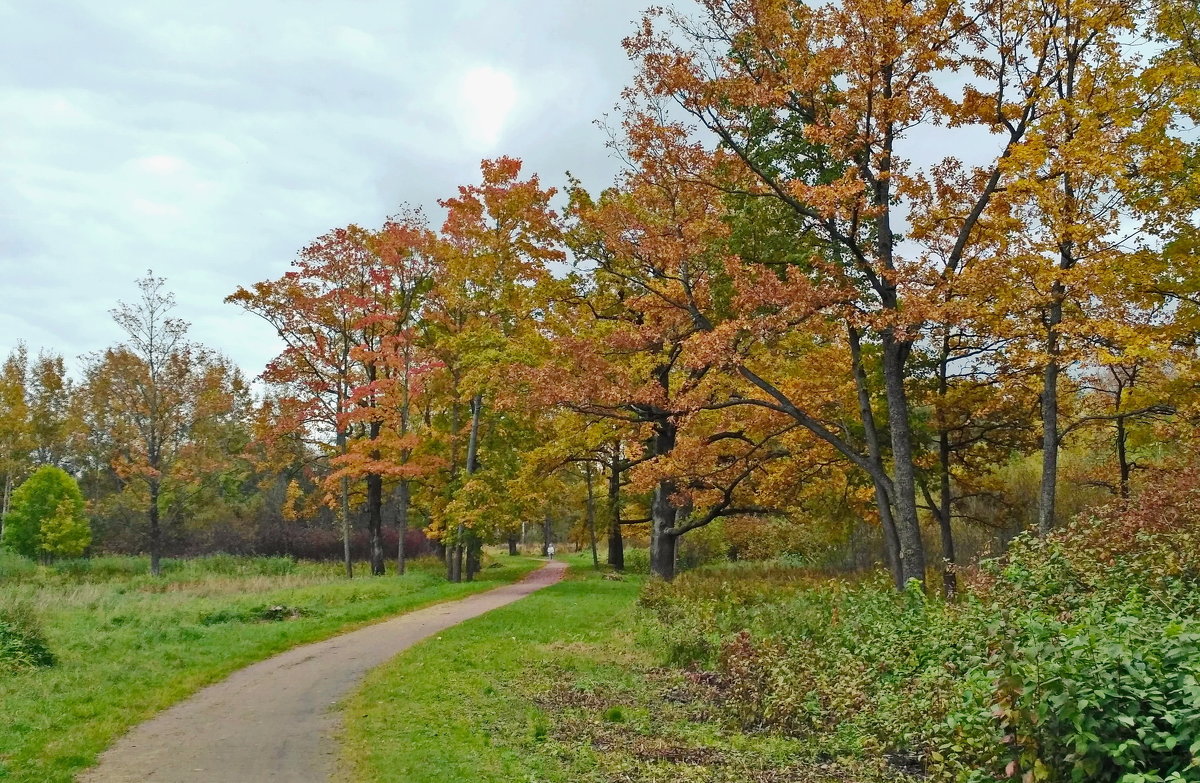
[0, 346, 32, 541]
[332, 213, 442, 576]
[529, 125, 804, 580]
[423, 157, 564, 581]
[27, 350, 76, 469]
[85, 272, 244, 575]
[230, 236, 371, 576]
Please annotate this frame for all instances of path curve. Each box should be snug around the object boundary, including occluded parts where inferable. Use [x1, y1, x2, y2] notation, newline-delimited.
[79, 560, 567, 783]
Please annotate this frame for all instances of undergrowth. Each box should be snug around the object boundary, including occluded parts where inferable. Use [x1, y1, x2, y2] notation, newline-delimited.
[642, 466, 1200, 782]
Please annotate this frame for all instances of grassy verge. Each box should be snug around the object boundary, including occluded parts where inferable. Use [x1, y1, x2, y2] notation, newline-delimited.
[340, 555, 846, 783]
[0, 553, 541, 783]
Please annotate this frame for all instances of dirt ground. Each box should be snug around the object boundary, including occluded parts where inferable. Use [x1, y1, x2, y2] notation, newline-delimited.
[78, 560, 567, 783]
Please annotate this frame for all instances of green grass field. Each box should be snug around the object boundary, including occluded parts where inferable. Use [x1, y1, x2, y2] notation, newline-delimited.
[339, 555, 842, 783]
[0, 553, 540, 783]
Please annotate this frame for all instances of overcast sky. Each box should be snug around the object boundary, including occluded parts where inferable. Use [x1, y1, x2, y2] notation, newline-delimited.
[0, 0, 651, 380]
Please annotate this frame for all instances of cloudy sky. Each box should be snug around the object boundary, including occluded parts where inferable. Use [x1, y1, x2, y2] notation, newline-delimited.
[0, 0, 651, 379]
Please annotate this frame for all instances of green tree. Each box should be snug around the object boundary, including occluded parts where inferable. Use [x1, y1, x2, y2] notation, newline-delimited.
[1, 465, 89, 560]
[38, 499, 91, 559]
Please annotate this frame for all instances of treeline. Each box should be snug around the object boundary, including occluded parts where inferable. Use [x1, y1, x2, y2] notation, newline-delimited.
[4, 0, 1200, 588]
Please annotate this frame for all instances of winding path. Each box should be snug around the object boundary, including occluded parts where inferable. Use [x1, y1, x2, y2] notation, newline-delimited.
[79, 560, 567, 783]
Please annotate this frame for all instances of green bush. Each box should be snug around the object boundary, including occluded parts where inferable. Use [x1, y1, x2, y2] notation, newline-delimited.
[0, 604, 54, 674]
[622, 547, 650, 574]
[642, 472, 1200, 782]
[2, 466, 90, 560]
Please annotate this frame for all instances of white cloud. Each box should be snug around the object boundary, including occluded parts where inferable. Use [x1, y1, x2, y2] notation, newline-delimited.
[455, 66, 519, 150]
[0, 0, 651, 378]
[134, 154, 187, 175]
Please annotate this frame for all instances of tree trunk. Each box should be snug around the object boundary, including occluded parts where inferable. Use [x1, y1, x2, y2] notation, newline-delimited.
[1038, 306, 1062, 536]
[396, 480, 409, 576]
[340, 479, 352, 577]
[336, 428, 353, 579]
[1117, 414, 1131, 499]
[450, 540, 463, 582]
[0, 472, 11, 543]
[936, 330, 957, 598]
[465, 533, 481, 582]
[937, 437, 957, 599]
[541, 513, 551, 557]
[149, 479, 162, 577]
[881, 335, 926, 588]
[650, 505, 678, 581]
[649, 420, 680, 581]
[585, 462, 599, 569]
[1114, 380, 1131, 500]
[366, 471, 385, 576]
[462, 394, 482, 582]
[507, 534, 518, 556]
[397, 344, 412, 575]
[607, 443, 624, 571]
[848, 325, 903, 588]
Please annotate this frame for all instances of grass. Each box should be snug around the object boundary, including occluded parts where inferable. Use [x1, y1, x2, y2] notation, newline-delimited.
[0, 552, 541, 783]
[340, 553, 852, 783]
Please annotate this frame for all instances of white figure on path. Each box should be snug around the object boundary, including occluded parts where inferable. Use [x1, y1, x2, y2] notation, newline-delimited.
[547, 543, 556, 559]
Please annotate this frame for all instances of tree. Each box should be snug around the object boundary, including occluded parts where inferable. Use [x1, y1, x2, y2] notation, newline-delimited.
[27, 350, 76, 469]
[86, 272, 242, 575]
[528, 135, 800, 580]
[0, 346, 32, 542]
[332, 213, 441, 576]
[423, 157, 564, 581]
[1, 465, 89, 560]
[230, 236, 370, 577]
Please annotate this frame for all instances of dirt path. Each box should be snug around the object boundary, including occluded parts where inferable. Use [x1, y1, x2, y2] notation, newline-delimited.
[79, 560, 567, 783]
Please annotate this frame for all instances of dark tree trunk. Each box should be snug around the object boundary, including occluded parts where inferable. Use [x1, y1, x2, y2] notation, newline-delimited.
[366, 471, 385, 576]
[1117, 414, 1131, 499]
[149, 479, 162, 577]
[937, 437, 957, 599]
[396, 480, 409, 576]
[936, 330, 957, 598]
[462, 394, 483, 582]
[1038, 302, 1063, 536]
[880, 335, 926, 587]
[396, 344, 412, 576]
[507, 534, 518, 555]
[652, 518, 681, 581]
[649, 419, 679, 581]
[585, 462, 599, 569]
[337, 427, 353, 579]
[607, 443, 624, 571]
[848, 325, 903, 588]
[541, 514, 551, 557]
[0, 472, 11, 544]
[1039, 47, 1078, 535]
[465, 533, 481, 581]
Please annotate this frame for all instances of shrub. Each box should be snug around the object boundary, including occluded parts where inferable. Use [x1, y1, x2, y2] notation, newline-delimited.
[0, 604, 55, 674]
[643, 469, 1200, 781]
[2, 466, 90, 560]
[622, 547, 650, 574]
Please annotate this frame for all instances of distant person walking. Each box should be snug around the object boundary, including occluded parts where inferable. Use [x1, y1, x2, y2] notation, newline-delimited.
[547, 543, 556, 559]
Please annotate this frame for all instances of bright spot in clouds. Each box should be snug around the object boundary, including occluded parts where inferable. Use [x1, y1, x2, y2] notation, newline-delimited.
[456, 66, 517, 149]
[135, 155, 187, 175]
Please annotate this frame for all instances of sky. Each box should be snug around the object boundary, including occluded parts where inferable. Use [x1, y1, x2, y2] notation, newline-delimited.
[0, 0, 652, 380]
